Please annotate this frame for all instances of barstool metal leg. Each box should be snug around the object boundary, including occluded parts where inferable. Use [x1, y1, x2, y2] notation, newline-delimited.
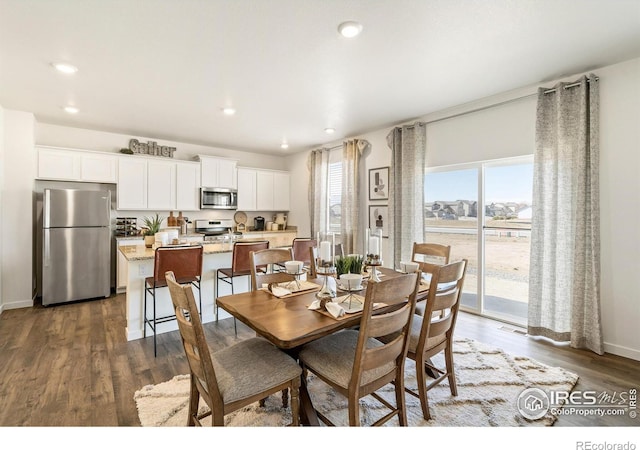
[152, 285, 157, 357]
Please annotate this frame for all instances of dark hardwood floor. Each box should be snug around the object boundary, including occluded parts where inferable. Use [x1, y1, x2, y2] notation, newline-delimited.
[0, 293, 638, 426]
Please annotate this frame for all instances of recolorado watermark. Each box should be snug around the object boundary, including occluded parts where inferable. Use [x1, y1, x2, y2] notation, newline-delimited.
[576, 442, 636, 450]
[517, 387, 637, 420]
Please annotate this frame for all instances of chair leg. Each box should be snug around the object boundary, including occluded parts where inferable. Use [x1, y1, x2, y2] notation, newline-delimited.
[215, 271, 219, 322]
[152, 285, 157, 357]
[290, 378, 300, 426]
[348, 392, 361, 426]
[188, 375, 199, 426]
[416, 355, 432, 420]
[395, 367, 408, 426]
[444, 343, 458, 396]
[143, 285, 148, 338]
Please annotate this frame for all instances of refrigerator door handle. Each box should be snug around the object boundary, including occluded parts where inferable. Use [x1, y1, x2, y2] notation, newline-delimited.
[44, 230, 50, 267]
[44, 189, 51, 228]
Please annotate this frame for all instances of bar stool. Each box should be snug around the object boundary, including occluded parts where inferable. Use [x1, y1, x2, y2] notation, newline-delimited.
[144, 245, 203, 357]
[216, 240, 269, 335]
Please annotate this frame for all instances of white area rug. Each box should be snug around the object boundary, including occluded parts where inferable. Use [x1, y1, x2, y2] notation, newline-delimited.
[134, 338, 578, 427]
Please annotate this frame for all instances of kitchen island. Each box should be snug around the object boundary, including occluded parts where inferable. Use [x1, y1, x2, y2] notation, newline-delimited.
[119, 242, 241, 341]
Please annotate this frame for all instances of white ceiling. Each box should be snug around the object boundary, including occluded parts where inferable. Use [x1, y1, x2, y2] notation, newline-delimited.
[1, 0, 640, 156]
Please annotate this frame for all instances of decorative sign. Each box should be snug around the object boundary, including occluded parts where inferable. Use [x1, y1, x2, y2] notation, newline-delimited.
[129, 139, 176, 158]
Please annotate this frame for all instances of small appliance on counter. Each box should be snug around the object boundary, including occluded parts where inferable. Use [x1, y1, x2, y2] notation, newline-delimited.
[254, 216, 265, 231]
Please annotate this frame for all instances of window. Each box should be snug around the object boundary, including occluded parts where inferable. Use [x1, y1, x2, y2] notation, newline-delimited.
[425, 156, 533, 326]
[327, 150, 342, 233]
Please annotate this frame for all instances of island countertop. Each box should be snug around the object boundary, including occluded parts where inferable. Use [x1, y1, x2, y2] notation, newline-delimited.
[118, 238, 270, 261]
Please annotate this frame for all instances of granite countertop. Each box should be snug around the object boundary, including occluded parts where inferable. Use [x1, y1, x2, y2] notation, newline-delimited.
[242, 227, 297, 234]
[119, 237, 273, 261]
[115, 232, 204, 241]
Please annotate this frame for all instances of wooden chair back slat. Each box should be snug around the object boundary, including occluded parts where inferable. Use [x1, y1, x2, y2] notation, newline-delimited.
[250, 248, 295, 290]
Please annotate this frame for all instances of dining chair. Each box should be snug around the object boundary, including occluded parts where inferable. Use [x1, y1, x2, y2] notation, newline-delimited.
[216, 240, 269, 332]
[298, 272, 421, 426]
[411, 242, 451, 266]
[165, 271, 302, 426]
[411, 242, 452, 311]
[250, 248, 295, 290]
[291, 238, 317, 271]
[143, 245, 203, 357]
[404, 259, 467, 420]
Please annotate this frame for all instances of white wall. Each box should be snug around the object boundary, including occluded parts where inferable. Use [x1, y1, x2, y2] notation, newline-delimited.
[2, 109, 36, 310]
[0, 105, 4, 313]
[287, 57, 640, 361]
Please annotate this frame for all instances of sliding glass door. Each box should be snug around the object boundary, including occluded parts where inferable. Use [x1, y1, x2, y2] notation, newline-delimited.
[425, 156, 533, 326]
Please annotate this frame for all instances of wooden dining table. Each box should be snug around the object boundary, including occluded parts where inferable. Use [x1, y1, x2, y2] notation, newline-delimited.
[215, 267, 429, 425]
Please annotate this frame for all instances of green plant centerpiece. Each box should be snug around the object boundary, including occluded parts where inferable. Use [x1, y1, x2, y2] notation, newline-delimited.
[141, 213, 164, 247]
[334, 255, 365, 277]
[334, 255, 352, 277]
[349, 255, 364, 274]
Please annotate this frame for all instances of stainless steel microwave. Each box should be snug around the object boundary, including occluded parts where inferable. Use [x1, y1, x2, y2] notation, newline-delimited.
[200, 187, 237, 210]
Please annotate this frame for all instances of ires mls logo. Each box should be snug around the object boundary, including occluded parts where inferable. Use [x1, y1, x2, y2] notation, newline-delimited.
[517, 387, 638, 420]
[517, 387, 550, 420]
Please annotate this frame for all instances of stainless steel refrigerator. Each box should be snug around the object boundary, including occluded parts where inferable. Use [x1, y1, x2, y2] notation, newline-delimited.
[42, 188, 111, 306]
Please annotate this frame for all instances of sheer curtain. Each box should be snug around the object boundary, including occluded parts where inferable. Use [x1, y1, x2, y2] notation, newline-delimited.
[386, 123, 427, 269]
[528, 74, 603, 355]
[341, 139, 369, 254]
[307, 148, 330, 237]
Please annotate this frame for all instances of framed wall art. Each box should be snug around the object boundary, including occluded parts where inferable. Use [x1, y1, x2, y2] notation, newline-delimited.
[368, 166, 389, 201]
[368, 205, 388, 238]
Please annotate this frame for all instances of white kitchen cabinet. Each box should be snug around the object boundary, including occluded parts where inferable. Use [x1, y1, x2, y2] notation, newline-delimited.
[256, 170, 274, 210]
[117, 157, 148, 210]
[147, 160, 176, 210]
[37, 147, 81, 180]
[80, 153, 118, 182]
[197, 155, 237, 189]
[237, 167, 290, 211]
[237, 167, 257, 210]
[176, 161, 201, 211]
[37, 146, 118, 182]
[273, 171, 290, 211]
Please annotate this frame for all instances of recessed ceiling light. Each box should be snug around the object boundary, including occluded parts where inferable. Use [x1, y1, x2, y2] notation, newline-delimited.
[338, 21, 363, 38]
[222, 107, 236, 116]
[280, 143, 289, 149]
[63, 106, 79, 114]
[52, 62, 78, 74]
[324, 127, 335, 134]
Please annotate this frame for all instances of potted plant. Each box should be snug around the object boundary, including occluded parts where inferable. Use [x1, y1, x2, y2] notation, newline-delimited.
[349, 255, 364, 274]
[141, 213, 164, 248]
[334, 255, 352, 277]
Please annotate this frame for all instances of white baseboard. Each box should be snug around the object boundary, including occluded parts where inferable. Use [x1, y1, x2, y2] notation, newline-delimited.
[3, 299, 34, 310]
[604, 341, 640, 362]
[0, 303, 4, 315]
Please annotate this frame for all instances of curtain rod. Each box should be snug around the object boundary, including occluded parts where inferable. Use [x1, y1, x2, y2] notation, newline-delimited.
[424, 76, 599, 125]
[543, 76, 598, 94]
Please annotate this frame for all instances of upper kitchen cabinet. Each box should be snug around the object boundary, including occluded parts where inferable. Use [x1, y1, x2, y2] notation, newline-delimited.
[117, 157, 148, 209]
[237, 167, 257, 210]
[147, 159, 176, 210]
[196, 155, 238, 189]
[117, 157, 201, 211]
[36, 146, 117, 183]
[175, 161, 201, 211]
[237, 167, 290, 211]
